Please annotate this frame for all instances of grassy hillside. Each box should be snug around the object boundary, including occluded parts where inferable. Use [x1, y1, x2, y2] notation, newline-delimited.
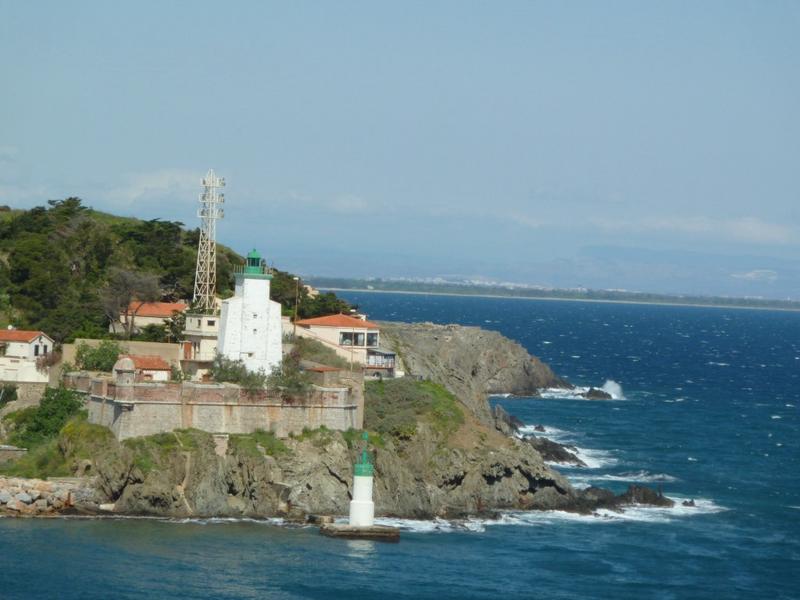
[0, 198, 350, 342]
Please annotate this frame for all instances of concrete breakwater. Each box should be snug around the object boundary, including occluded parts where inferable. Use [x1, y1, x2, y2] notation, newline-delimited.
[0, 477, 80, 516]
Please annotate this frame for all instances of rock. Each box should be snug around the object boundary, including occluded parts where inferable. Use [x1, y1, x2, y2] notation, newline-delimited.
[616, 485, 674, 508]
[28, 489, 41, 501]
[492, 405, 524, 437]
[34, 499, 49, 512]
[582, 388, 612, 400]
[0, 490, 11, 504]
[682, 499, 696, 507]
[525, 437, 587, 467]
[14, 492, 32, 504]
[5, 498, 21, 511]
[99, 503, 116, 512]
[378, 321, 571, 425]
[533, 424, 546, 432]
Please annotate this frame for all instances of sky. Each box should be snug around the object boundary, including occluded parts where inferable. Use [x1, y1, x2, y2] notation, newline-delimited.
[1, 1, 799, 298]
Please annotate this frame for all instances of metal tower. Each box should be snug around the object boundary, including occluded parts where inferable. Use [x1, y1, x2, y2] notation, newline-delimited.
[192, 169, 225, 312]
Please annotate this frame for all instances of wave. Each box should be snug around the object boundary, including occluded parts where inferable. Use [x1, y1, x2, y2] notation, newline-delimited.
[601, 379, 625, 400]
[568, 470, 679, 485]
[538, 380, 625, 400]
[552, 446, 617, 470]
[371, 498, 726, 533]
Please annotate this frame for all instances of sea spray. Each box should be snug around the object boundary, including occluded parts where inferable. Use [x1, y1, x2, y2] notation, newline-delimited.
[601, 379, 624, 399]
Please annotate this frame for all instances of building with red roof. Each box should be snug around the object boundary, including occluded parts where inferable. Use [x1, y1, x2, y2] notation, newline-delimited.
[109, 301, 189, 335]
[293, 313, 396, 377]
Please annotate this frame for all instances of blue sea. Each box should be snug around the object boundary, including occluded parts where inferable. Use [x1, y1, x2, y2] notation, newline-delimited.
[2, 294, 799, 599]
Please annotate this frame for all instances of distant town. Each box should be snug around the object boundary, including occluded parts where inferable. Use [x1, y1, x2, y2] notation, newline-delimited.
[308, 276, 800, 311]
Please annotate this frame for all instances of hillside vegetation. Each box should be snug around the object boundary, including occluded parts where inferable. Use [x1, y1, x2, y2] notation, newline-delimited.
[0, 198, 350, 342]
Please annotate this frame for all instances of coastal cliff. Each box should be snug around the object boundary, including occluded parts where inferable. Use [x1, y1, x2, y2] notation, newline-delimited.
[2, 322, 669, 520]
[378, 321, 570, 425]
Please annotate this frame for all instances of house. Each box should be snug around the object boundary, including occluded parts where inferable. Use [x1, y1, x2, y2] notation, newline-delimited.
[110, 301, 188, 335]
[180, 313, 219, 381]
[0, 329, 54, 384]
[118, 354, 173, 382]
[293, 313, 397, 377]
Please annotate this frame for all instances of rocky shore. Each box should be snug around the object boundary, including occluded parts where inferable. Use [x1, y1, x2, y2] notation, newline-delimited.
[0, 477, 86, 516]
[1, 322, 674, 520]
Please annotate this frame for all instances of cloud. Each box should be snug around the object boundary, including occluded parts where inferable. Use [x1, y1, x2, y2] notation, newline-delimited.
[106, 169, 202, 206]
[730, 269, 778, 282]
[589, 215, 796, 245]
[285, 190, 382, 215]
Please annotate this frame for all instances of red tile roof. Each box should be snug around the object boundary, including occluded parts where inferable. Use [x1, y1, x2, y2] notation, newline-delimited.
[0, 330, 49, 343]
[295, 314, 379, 329]
[128, 301, 188, 318]
[120, 354, 172, 371]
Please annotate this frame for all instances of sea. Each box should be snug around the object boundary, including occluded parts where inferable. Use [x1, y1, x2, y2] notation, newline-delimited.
[1, 293, 798, 599]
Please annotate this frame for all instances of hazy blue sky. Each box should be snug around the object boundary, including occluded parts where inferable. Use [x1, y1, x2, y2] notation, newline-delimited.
[2, 1, 799, 297]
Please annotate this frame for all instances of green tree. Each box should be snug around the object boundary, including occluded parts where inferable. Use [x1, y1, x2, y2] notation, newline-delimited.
[75, 340, 122, 372]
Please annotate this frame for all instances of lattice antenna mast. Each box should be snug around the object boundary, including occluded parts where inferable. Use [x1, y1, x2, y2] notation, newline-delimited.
[192, 169, 225, 312]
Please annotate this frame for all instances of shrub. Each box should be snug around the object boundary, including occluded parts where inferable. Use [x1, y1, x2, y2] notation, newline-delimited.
[0, 384, 17, 408]
[210, 354, 267, 392]
[364, 378, 464, 440]
[75, 340, 122, 371]
[293, 337, 349, 369]
[229, 429, 288, 458]
[5, 387, 84, 448]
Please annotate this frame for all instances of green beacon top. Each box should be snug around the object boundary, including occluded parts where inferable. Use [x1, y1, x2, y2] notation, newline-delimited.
[354, 431, 374, 477]
[245, 249, 262, 274]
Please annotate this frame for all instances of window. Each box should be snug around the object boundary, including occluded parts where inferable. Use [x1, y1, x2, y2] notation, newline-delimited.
[253, 329, 258, 335]
[253, 313, 258, 319]
[43, 345, 48, 355]
[354, 332, 365, 346]
[34, 344, 39, 356]
[367, 332, 378, 347]
[207, 320, 215, 326]
[339, 332, 354, 346]
[197, 319, 201, 326]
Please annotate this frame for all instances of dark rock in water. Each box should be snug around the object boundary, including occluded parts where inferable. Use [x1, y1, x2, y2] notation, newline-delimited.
[616, 485, 674, 508]
[579, 486, 617, 505]
[492, 405, 525, 436]
[525, 436, 587, 467]
[582, 388, 613, 400]
[682, 499, 696, 507]
[533, 424, 546, 433]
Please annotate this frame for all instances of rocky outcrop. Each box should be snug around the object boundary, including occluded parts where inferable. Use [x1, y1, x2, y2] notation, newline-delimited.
[581, 388, 613, 400]
[83, 416, 577, 519]
[492, 405, 524, 437]
[524, 436, 586, 467]
[379, 321, 570, 425]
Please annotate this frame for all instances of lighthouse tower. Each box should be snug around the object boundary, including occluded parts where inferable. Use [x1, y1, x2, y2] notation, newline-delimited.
[217, 249, 282, 375]
[349, 432, 375, 527]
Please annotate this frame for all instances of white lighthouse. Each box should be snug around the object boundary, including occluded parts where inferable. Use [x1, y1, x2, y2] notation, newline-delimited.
[217, 249, 282, 375]
[349, 432, 375, 527]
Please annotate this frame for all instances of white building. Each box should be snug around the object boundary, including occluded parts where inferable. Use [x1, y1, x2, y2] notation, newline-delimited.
[293, 314, 397, 376]
[217, 249, 282, 375]
[180, 313, 219, 381]
[0, 329, 54, 383]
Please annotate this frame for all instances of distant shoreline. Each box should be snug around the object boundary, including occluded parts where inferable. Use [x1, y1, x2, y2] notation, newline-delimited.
[321, 287, 800, 313]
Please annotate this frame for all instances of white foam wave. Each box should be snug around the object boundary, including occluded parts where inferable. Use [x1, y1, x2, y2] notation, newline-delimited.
[553, 446, 617, 470]
[539, 381, 625, 401]
[601, 379, 625, 400]
[385, 498, 728, 532]
[517, 424, 572, 442]
[568, 470, 678, 485]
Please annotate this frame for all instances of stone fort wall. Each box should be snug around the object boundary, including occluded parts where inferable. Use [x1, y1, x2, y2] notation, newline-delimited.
[64, 374, 362, 440]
